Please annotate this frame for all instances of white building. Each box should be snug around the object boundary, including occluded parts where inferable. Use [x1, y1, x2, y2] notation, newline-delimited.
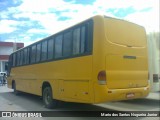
[0, 42, 24, 73]
[147, 32, 160, 92]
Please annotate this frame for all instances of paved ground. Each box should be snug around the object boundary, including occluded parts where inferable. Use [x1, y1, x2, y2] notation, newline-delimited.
[146, 92, 160, 100]
[0, 85, 159, 120]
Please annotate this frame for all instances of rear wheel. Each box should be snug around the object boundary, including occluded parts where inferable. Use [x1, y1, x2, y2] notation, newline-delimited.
[43, 86, 58, 109]
[13, 82, 19, 95]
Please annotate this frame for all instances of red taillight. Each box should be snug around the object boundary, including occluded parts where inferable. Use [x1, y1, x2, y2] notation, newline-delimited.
[98, 70, 106, 85]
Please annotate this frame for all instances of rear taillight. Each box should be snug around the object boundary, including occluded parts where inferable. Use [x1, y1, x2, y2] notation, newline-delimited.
[98, 70, 106, 85]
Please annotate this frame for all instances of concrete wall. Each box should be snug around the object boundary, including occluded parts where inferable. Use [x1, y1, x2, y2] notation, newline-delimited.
[0, 46, 13, 55]
[147, 32, 160, 92]
[0, 42, 24, 73]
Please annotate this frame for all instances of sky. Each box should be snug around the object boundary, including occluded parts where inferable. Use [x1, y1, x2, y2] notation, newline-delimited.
[0, 0, 159, 46]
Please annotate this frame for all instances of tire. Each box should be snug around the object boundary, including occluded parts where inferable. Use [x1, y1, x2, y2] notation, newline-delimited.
[43, 86, 58, 109]
[13, 82, 19, 95]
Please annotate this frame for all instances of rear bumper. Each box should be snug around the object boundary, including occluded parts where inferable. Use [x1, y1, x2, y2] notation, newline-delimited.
[94, 85, 150, 103]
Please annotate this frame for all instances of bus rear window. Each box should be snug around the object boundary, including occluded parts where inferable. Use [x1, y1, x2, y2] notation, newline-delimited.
[105, 18, 146, 47]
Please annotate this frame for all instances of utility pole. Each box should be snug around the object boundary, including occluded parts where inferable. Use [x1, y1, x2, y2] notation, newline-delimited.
[13, 37, 17, 52]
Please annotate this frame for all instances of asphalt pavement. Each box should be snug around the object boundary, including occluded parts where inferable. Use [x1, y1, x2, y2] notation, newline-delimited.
[0, 85, 159, 120]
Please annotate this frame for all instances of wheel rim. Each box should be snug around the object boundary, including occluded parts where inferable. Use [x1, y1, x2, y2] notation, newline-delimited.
[44, 88, 52, 105]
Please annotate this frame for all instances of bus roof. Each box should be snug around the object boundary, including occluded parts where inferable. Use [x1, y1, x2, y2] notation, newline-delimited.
[11, 15, 144, 55]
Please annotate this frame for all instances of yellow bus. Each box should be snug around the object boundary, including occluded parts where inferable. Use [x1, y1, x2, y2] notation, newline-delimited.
[7, 15, 149, 108]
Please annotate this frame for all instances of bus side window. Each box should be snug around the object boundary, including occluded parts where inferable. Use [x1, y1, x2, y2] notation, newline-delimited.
[73, 28, 80, 55]
[36, 43, 41, 62]
[80, 25, 86, 53]
[17, 52, 20, 66]
[73, 25, 87, 55]
[55, 35, 63, 58]
[13, 53, 16, 67]
[41, 41, 47, 61]
[26, 48, 30, 64]
[20, 50, 23, 65]
[48, 38, 54, 60]
[63, 31, 72, 57]
[31, 45, 36, 63]
[24, 48, 27, 65]
[87, 21, 93, 53]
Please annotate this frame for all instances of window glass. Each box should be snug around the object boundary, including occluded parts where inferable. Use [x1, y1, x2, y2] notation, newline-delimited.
[73, 28, 80, 55]
[63, 31, 72, 57]
[20, 50, 23, 65]
[24, 48, 27, 64]
[80, 26, 86, 53]
[0, 60, 2, 71]
[9, 55, 12, 67]
[86, 22, 92, 53]
[26, 48, 30, 64]
[13, 53, 16, 66]
[48, 38, 54, 60]
[36, 43, 41, 62]
[19, 51, 21, 65]
[31, 45, 36, 63]
[17, 52, 20, 66]
[55, 35, 63, 58]
[41, 41, 47, 61]
[16, 53, 18, 66]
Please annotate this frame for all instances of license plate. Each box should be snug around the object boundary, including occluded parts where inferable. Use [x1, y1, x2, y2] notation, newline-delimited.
[126, 93, 135, 98]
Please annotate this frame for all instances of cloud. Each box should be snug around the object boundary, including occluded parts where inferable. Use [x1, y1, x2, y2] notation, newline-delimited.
[124, 1, 159, 32]
[107, 7, 136, 18]
[0, 0, 159, 46]
[10, 0, 160, 32]
[92, 0, 159, 32]
[0, 20, 18, 33]
[27, 29, 48, 34]
[0, 11, 10, 19]
[125, 11, 159, 33]
[93, 0, 157, 11]
[16, 0, 71, 12]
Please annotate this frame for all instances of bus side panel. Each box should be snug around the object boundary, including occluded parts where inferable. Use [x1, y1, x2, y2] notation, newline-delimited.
[9, 55, 93, 103]
[49, 56, 93, 103]
[8, 66, 43, 96]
